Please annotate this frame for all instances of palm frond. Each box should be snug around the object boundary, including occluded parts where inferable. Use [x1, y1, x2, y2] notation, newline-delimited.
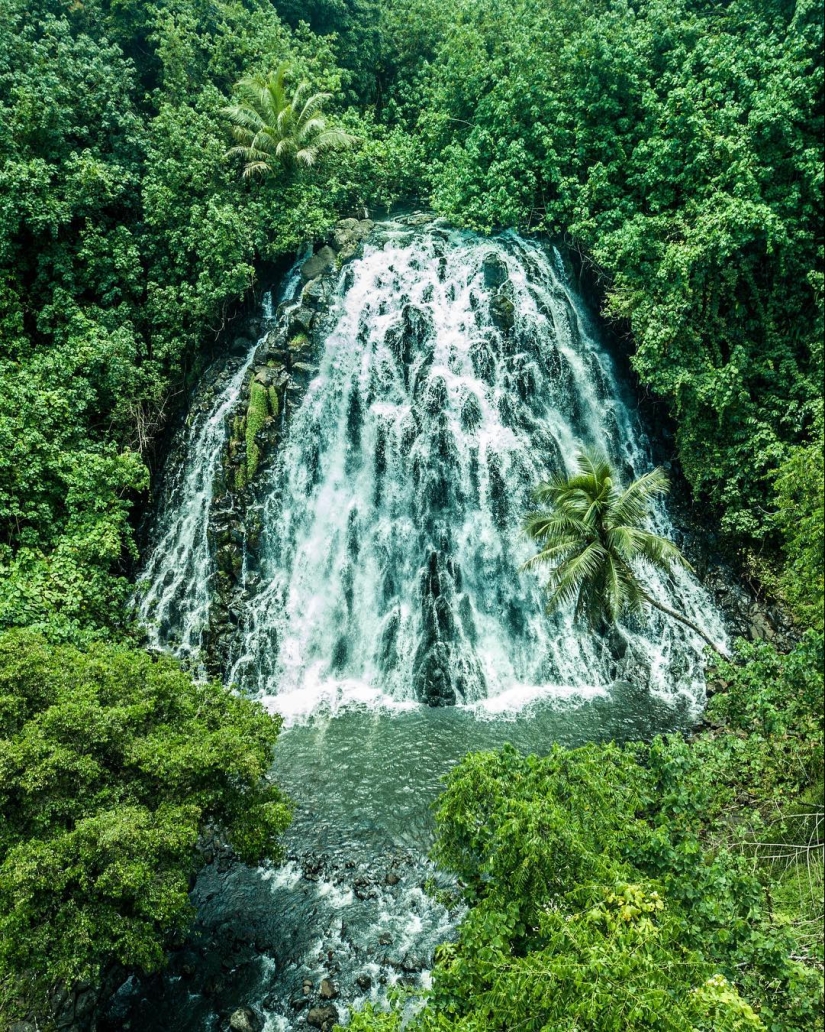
[222, 64, 351, 177]
[297, 91, 332, 125]
[544, 542, 607, 614]
[523, 510, 589, 543]
[576, 447, 613, 484]
[630, 529, 692, 573]
[609, 467, 669, 528]
[522, 446, 692, 638]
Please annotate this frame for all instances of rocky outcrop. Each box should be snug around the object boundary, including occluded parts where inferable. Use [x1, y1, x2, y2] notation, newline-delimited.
[301, 244, 337, 282]
[328, 217, 375, 259]
[307, 1004, 339, 1030]
[412, 548, 486, 706]
[229, 1006, 263, 1032]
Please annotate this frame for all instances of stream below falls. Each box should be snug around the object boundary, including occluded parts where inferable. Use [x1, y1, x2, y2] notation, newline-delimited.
[118, 219, 727, 1031]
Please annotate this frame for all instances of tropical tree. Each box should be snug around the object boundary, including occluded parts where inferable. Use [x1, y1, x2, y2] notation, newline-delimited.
[222, 63, 357, 178]
[522, 449, 727, 656]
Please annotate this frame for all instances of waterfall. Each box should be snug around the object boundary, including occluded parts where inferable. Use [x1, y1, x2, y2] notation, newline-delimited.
[126, 220, 730, 1032]
[136, 301, 280, 663]
[202, 222, 725, 719]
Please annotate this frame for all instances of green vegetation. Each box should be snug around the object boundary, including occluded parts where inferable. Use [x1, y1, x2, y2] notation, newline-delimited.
[0, 0, 407, 642]
[223, 64, 358, 177]
[345, 634, 823, 1031]
[0, 0, 821, 1026]
[0, 631, 290, 1017]
[523, 449, 724, 653]
[407, 0, 824, 567]
[245, 379, 274, 481]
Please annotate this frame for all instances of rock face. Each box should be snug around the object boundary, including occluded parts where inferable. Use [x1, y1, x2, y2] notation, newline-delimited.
[330, 217, 375, 259]
[229, 1006, 263, 1032]
[412, 548, 485, 706]
[307, 1004, 339, 1030]
[301, 245, 337, 282]
[482, 251, 508, 288]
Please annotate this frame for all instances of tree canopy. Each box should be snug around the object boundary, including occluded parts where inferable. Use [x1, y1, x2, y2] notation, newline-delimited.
[0, 631, 290, 1012]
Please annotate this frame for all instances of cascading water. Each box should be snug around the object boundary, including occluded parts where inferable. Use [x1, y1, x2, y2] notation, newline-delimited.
[135, 260, 303, 664]
[226, 223, 724, 720]
[123, 220, 728, 1032]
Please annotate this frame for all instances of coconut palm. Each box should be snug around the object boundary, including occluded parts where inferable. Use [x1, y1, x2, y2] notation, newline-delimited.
[522, 448, 727, 656]
[222, 64, 357, 178]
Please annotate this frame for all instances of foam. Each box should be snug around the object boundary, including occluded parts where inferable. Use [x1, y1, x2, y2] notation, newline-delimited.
[262, 676, 418, 727]
[469, 681, 610, 719]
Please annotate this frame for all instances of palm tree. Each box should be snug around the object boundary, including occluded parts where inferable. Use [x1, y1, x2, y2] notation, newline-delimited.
[522, 448, 727, 657]
[222, 64, 357, 178]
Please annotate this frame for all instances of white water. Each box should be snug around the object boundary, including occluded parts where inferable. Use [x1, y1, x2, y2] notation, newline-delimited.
[138, 222, 725, 717]
[134, 289, 285, 662]
[222, 223, 725, 719]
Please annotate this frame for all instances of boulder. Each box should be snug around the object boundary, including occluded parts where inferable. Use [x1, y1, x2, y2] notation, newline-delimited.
[404, 212, 435, 227]
[319, 978, 337, 1000]
[482, 252, 508, 288]
[749, 609, 776, 641]
[307, 1004, 339, 1030]
[229, 1007, 263, 1032]
[330, 218, 375, 257]
[301, 277, 328, 310]
[301, 245, 337, 282]
[489, 291, 515, 332]
[288, 306, 315, 336]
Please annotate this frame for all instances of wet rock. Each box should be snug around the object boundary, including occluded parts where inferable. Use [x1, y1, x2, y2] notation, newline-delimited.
[397, 212, 434, 227]
[748, 608, 776, 641]
[319, 978, 338, 1000]
[490, 290, 515, 332]
[9, 1023, 36, 1032]
[229, 1006, 263, 1032]
[202, 973, 226, 997]
[289, 305, 315, 336]
[301, 277, 328, 310]
[253, 365, 274, 386]
[460, 389, 482, 432]
[378, 933, 393, 945]
[301, 245, 337, 282]
[354, 874, 376, 900]
[356, 974, 372, 990]
[482, 252, 508, 288]
[307, 1004, 339, 1030]
[385, 871, 400, 886]
[330, 218, 375, 259]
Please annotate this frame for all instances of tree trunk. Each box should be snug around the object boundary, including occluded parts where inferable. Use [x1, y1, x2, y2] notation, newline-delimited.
[644, 595, 730, 660]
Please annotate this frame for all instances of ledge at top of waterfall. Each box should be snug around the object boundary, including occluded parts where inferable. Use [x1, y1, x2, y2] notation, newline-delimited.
[139, 220, 726, 723]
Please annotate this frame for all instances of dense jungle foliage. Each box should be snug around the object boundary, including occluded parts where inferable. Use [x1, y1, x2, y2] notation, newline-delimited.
[0, 632, 290, 1015]
[0, 0, 822, 1026]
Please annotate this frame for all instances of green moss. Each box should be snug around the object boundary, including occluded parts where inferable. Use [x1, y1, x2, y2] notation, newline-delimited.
[245, 380, 271, 482]
[288, 331, 309, 349]
[268, 386, 280, 417]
